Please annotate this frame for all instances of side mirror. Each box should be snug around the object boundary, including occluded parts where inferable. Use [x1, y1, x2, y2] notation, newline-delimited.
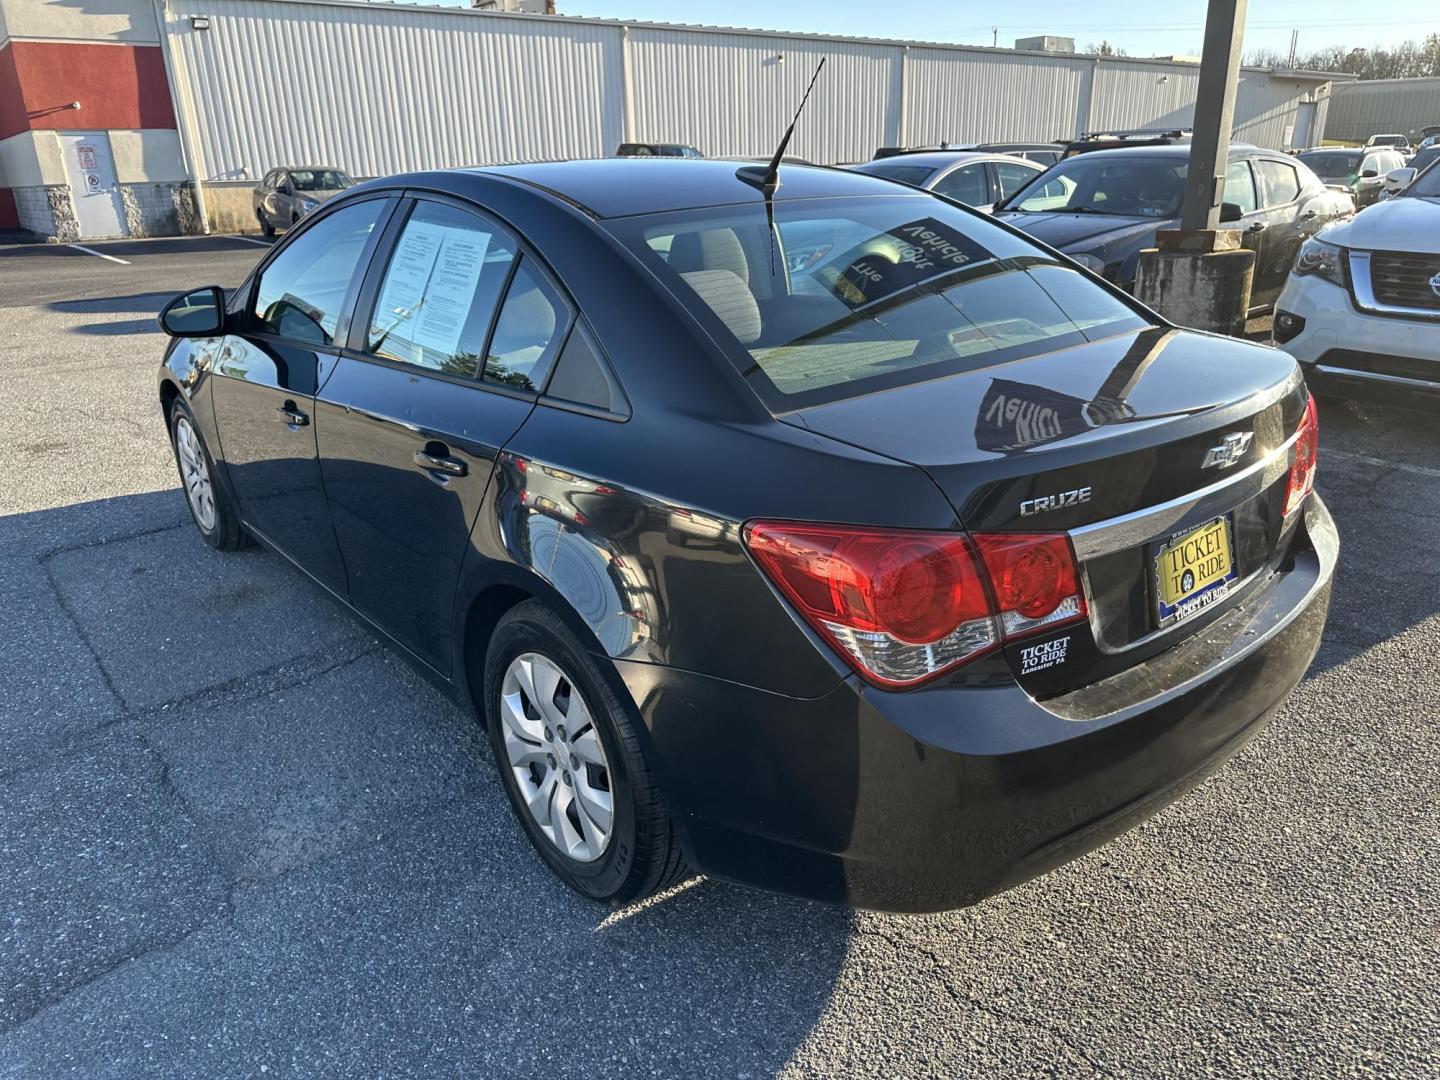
[1359, 169, 1378, 179]
[1219, 202, 1243, 223]
[159, 286, 226, 338]
[1385, 167, 1417, 191]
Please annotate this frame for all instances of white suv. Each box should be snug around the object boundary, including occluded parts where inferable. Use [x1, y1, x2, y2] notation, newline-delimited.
[1272, 160, 1440, 404]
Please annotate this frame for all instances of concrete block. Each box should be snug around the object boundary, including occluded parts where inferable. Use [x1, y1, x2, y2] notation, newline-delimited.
[1134, 246, 1255, 337]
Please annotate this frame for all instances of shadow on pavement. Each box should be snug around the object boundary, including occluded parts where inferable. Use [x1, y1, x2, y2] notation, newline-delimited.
[48, 291, 185, 336]
[1307, 400, 1440, 673]
[0, 489, 853, 1077]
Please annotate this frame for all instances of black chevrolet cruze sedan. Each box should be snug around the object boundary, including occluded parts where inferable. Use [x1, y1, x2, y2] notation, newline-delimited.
[157, 159, 1335, 912]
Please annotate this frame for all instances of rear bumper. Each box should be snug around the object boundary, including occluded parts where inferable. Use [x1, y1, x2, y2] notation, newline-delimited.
[613, 496, 1337, 912]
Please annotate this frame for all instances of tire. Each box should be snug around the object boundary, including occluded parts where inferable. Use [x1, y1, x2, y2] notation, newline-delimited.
[257, 210, 275, 238]
[484, 600, 689, 904]
[168, 397, 252, 552]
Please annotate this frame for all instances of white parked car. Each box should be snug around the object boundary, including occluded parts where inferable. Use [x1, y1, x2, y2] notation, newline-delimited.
[1273, 162, 1440, 404]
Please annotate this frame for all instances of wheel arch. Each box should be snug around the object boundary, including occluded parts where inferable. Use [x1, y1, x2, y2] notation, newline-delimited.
[455, 563, 622, 728]
[159, 375, 181, 417]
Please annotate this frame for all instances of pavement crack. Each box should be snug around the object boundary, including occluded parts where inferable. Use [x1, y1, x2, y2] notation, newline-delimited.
[37, 554, 127, 714]
[854, 922, 1120, 1079]
[0, 907, 233, 1038]
[38, 517, 188, 559]
[136, 638, 382, 723]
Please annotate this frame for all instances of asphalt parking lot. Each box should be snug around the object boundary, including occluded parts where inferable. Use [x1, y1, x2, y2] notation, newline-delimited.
[1, 235, 1437, 1079]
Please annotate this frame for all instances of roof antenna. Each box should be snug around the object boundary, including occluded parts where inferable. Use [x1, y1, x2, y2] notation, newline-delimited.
[739, 56, 827, 275]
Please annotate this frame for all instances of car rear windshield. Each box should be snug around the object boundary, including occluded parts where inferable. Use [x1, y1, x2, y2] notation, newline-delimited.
[1301, 152, 1361, 180]
[856, 164, 938, 187]
[1001, 154, 1187, 217]
[290, 170, 353, 191]
[606, 194, 1151, 411]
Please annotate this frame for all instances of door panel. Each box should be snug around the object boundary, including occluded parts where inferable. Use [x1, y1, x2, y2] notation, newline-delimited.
[317, 196, 558, 673]
[58, 132, 126, 238]
[212, 336, 348, 592]
[210, 196, 393, 590]
[315, 362, 533, 671]
[1251, 158, 1306, 305]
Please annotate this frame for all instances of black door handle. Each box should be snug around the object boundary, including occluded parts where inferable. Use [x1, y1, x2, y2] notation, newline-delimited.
[277, 402, 309, 426]
[1301, 209, 1317, 219]
[414, 450, 467, 477]
[1244, 221, 1267, 235]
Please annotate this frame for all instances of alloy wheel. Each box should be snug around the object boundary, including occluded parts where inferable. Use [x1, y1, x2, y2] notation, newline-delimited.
[499, 652, 614, 863]
[174, 415, 217, 532]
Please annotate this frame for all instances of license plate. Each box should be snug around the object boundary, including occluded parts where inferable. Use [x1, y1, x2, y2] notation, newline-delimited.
[1151, 516, 1237, 626]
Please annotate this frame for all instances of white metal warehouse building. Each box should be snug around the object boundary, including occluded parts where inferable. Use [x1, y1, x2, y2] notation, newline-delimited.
[1324, 77, 1440, 144]
[1, 0, 1348, 239]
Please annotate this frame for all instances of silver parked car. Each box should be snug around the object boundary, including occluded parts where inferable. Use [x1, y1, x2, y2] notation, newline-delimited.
[849, 151, 1046, 212]
[252, 166, 356, 236]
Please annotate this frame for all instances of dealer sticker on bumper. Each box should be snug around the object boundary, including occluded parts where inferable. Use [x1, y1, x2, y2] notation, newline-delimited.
[1151, 515, 1237, 626]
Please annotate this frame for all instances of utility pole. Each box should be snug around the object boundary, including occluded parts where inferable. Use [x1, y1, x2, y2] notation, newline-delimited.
[1179, 0, 1247, 231]
[1134, 0, 1256, 336]
[992, 27, 998, 48]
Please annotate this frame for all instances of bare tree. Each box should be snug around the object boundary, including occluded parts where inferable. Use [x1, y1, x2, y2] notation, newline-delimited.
[1245, 34, 1440, 79]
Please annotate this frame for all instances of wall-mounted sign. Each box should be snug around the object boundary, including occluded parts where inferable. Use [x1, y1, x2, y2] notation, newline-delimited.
[76, 144, 98, 170]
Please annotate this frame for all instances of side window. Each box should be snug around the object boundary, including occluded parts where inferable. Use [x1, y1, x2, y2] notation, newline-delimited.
[365, 201, 517, 377]
[994, 162, 1038, 201]
[546, 320, 627, 416]
[483, 257, 570, 392]
[251, 199, 387, 345]
[1256, 159, 1301, 207]
[1223, 160, 1258, 214]
[933, 163, 991, 206]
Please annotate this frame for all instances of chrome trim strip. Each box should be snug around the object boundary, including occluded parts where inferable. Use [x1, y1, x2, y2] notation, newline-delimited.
[1068, 432, 1298, 562]
[1315, 363, 1440, 391]
[1349, 251, 1440, 321]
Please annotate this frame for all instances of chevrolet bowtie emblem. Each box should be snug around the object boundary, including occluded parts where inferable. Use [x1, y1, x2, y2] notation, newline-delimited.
[1201, 431, 1254, 470]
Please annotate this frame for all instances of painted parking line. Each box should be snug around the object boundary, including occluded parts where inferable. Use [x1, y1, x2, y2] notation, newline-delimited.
[227, 235, 273, 247]
[66, 244, 131, 265]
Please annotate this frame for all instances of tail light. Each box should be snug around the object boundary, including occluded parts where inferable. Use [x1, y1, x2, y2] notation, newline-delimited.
[1284, 395, 1319, 517]
[744, 522, 1086, 689]
[972, 533, 1087, 637]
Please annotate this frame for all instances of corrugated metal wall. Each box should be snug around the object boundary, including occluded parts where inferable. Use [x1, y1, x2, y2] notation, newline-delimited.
[1326, 78, 1440, 143]
[905, 48, 1090, 144]
[162, 0, 1334, 183]
[166, 0, 624, 179]
[626, 28, 898, 164]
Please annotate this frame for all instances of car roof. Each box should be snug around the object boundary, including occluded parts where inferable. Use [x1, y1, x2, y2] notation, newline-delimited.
[1061, 143, 1263, 160]
[973, 142, 1061, 151]
[854, 151, 1001, 170]
[467, 158, 913, 218]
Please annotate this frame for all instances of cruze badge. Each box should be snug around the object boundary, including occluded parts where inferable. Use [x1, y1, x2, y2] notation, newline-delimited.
[1201, 432, 1254, 470]
[1020, 486, 1092, 517]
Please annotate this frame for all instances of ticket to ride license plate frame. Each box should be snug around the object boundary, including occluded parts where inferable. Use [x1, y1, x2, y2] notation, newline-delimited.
[1150, 515, 1238, 627]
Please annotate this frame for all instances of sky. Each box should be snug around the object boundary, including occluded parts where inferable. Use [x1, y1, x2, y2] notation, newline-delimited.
[415, 0, 1437, 59]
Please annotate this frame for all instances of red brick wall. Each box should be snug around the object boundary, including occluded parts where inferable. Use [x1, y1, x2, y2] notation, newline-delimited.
[0, 41, 175, 140]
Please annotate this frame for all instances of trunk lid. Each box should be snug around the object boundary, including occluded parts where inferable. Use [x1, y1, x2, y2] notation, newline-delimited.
[785, 326, 1309, 694]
